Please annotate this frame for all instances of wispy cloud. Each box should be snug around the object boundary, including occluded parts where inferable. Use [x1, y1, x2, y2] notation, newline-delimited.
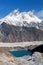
[35, 10, 43, 19]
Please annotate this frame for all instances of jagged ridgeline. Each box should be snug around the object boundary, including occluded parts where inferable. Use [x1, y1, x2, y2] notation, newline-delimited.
[0, 10, 43, 42]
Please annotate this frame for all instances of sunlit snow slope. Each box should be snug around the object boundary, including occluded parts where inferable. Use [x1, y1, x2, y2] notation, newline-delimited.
[0, 10, 41, 26]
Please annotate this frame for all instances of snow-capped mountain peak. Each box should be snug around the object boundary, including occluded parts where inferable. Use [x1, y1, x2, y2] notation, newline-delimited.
[0, 10, 41, 26]
[10, 9, 20, 16]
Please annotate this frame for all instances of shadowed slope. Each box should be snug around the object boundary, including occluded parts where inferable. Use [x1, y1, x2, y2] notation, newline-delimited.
[32, 45, 43, 53]
[0, 22, 43, 42]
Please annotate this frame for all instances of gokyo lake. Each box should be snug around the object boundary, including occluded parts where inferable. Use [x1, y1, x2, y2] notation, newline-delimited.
[10, 50, 32, 57]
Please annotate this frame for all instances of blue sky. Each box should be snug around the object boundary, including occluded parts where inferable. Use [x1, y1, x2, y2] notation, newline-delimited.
[0, 0, 43, 19]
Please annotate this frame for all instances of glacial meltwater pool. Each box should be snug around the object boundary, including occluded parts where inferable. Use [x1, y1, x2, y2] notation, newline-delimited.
[10, 50, 32, 57]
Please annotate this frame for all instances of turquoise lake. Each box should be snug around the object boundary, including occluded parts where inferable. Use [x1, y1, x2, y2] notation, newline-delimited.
[10, 50, 32, 57]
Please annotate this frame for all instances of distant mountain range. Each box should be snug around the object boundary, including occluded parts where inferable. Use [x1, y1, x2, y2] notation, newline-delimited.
[0, 10, 43, 42]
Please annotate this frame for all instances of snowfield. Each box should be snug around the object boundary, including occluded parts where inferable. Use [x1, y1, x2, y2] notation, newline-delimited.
[0, 10, 41, 26]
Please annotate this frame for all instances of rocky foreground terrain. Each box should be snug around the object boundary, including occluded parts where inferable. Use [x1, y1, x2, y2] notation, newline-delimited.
[0, 48, 43, 65]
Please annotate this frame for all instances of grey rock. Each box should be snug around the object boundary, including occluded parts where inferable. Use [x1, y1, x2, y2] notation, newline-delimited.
[0, 22, 43, 42]
[32, 52, 43, 63]
[20, 55, 32, 61]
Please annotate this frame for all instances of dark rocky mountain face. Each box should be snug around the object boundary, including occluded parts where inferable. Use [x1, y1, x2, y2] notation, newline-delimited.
[31, 44, 43, 53]
[0, 22, 43, 42]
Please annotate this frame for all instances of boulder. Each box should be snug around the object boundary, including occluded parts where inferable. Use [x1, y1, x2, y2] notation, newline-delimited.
[32, 52, 43, 63]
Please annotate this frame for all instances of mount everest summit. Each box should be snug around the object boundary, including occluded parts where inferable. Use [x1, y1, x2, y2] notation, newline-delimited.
[0, 10, 43, 42]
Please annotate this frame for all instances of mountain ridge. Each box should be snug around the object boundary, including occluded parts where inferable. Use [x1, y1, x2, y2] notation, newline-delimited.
[0, 22, 43, 42]
[0, 10, 43, 42]
[0, 10, 41, 26]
